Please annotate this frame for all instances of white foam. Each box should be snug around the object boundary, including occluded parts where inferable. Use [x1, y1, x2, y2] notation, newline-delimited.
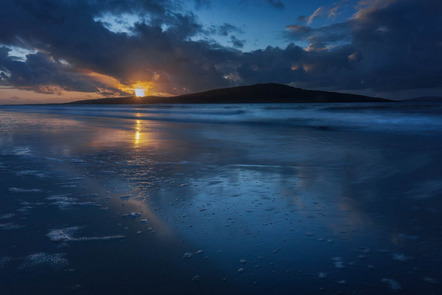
[16, 206, 33, 213]
[183, 250, 204, 259]
[183, 252, 193, 259]
[20, 252, 68, 269]
[47, 227, 125, 242]
[337, 280, 346, 285]
[0, 257, 12, 269]
[47, 195, 77, 202]
[0, 223, 25, 230]
[332, 257, 344, 268]
[15, 170, 48, 178]
[318, 272, 327, 279]
[61, 184, 78, 188]
[334, 261, 344, 268]
[382, 278, 402, 290]
[393, 253, 412, 262]
[12, 146, 32, 156]
[75, 235, 125, 241]
[397, 233, 419, 240]
[8, 187, 42, 193]
[47, 195, 98, 209]
[45, 157, 64, 162]
[20, 202, 44, 206]
[423, 277, 439, 285]
[47, 226, 80, 242]
[0, 213, 15, 219]
[122, 212, 141, 218]
[70, 159, 86, 163]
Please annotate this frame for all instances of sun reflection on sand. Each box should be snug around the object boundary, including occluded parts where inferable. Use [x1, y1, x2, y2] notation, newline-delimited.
[134, 119, 141, 147]
[75, 116, 163, 150]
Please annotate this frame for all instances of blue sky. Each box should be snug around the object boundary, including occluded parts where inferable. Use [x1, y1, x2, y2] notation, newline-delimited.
[187, 0, 357, 51]
[1, 0, 442, 103]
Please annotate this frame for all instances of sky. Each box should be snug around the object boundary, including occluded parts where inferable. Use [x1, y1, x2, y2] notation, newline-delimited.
[0, 0, 442, 103]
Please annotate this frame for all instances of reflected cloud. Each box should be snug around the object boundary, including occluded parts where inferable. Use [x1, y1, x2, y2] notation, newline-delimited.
[122, 197, 177, 241]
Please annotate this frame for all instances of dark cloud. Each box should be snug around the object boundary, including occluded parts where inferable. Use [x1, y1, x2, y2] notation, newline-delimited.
[0, 46, 121, 95]
[266, 0, 284, 9]
[347, 0, 442, 91]
[297, 15, 307, 22]
[1, 0, 442, 99]
[282, 0, 442, 93]
[235, 44, 306, 85]
[194, 0, 211, 9]
[285, 22, 351, 51]
[0, 0, 220, 94]
[229, 36, 246, 48]
[204, 23, 243, 38]
[217, 23, 243, 36]
[285, 25, 312, 37]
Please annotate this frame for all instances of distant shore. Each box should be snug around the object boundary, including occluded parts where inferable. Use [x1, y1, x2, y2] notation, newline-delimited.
[67, 83, 391, 105]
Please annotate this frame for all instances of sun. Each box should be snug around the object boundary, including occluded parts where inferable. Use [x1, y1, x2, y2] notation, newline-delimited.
[134, 88, 145, 97]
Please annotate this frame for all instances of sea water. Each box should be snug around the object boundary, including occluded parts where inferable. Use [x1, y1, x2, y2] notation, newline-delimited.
[0, 102, 441, 294]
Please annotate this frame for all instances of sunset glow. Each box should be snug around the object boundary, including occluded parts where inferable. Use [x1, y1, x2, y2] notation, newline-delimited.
[134, 89, 145, 97]
[80, 70, 151, 98]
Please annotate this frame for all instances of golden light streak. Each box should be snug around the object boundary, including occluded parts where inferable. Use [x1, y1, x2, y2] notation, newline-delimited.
[79, 69, 154, 97]
[80, 70, 121, 89]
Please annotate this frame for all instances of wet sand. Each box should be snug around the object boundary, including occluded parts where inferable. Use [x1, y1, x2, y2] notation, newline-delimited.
[0, 105, 441, 294]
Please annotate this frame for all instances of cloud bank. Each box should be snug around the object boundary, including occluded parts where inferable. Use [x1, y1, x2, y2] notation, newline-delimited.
[0, 0, 441, 100]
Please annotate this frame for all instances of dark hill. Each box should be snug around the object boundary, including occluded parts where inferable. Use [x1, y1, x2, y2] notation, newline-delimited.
[68, 83, 390, 104]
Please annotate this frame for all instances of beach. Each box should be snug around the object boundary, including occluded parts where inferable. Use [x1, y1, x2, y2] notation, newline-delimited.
[1, 103, 442, 294]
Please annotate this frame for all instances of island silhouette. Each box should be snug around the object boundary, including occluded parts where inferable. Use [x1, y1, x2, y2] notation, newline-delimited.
[69, 83, 390, 104]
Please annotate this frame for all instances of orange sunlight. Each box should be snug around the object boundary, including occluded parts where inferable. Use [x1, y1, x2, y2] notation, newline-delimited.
[119, 81, 154, 97]
[80, 69, 153, 97]
[134, 89, 145, 97]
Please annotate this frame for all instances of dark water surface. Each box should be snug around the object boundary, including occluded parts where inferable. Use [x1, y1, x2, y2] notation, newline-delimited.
[0, 103, 442, 294]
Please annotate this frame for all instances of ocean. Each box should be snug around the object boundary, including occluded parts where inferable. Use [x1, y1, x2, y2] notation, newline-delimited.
[0, 102, 441, 294]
